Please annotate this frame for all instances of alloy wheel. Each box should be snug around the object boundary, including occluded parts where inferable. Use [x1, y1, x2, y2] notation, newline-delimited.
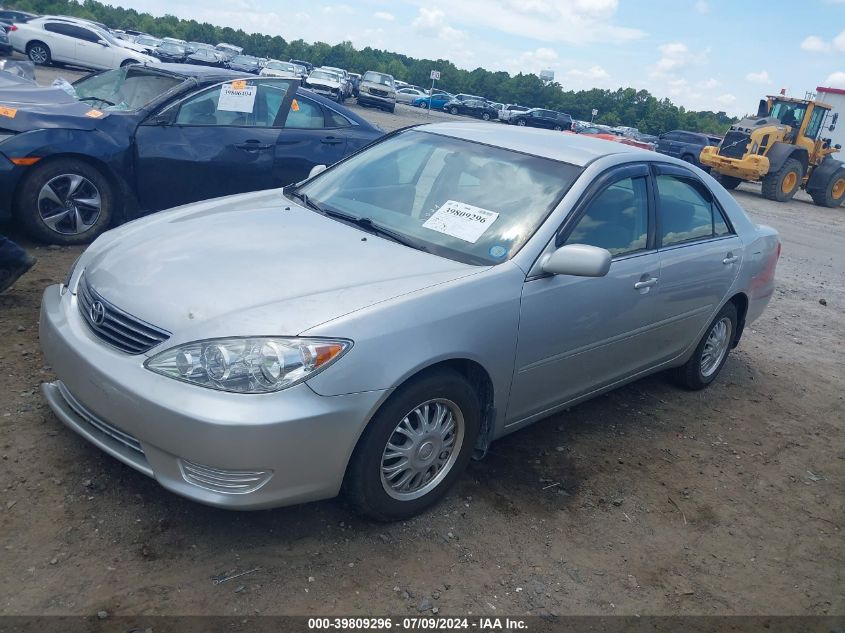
[380, 399, 465, 501]
[37, 173, 102, 236]
[700, 317, 732, 378]
[29, 45, 48, 64]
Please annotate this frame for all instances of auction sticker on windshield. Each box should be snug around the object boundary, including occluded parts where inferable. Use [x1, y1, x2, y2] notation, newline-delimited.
[218, 84, 256, 112]
[422, 200, 499, 243]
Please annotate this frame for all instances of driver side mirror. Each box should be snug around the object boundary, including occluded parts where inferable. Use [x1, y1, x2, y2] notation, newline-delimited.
[830, 112, 838, 132]
[308, 164, 327, 179]
[541, 244, 612, 277]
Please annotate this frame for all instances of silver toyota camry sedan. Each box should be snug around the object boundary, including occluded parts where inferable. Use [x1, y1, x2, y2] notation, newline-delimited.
[39, 123, 780, 520]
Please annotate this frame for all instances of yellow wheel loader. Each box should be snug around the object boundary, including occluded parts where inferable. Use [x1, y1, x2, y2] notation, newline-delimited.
[700, 95, 845, 207]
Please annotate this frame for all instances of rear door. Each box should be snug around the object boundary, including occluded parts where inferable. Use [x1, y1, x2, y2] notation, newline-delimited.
[68, 25, 112, 69]
[41, 22, 78, 63]
[650, 163, 743, 361]
[134, 77, 295, 210]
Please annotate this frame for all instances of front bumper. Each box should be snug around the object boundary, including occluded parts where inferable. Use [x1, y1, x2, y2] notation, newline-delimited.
[700, 147, 770, 180]
[39, 284, 388, 510]
[357, 92, 395, 108]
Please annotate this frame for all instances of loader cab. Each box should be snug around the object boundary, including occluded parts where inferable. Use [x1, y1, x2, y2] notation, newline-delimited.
[766, 97, 833, 160]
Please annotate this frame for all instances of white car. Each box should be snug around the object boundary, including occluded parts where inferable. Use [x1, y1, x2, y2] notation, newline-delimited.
[320, 65, 353, 98]
[9, 17, 158, 69]
[395, 87, 426, 104]
[303, 69, 346, 102]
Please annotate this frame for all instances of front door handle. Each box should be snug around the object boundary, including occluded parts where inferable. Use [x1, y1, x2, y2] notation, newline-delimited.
[321, 136, 343, 145]
[235, 140, 273, 151]
[634, 277, 658, 290]
[723, 254, 739, 265]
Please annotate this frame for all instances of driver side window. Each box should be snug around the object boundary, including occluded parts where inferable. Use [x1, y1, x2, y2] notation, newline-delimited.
[564, 177, 649, 257]
[175, 79, 292, 127]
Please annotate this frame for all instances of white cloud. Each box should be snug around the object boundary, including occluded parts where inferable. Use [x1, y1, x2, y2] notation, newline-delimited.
[746, 70, 772, 84]
[654, 42, 708, 73]
[801, 35, 829, 52]
[411, 7, 467, 41]
[698, 78, 720, 89]
[824, 71, 845, 88]
[566, 65, 610, 80]
[715, 94, 736, 106]
[374, 11, 395, 21]
[799, 29, 845, 52]
[694, 1, 710, 14]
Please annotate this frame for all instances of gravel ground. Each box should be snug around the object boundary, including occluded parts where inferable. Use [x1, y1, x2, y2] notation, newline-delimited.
[0, 62, 842, 617]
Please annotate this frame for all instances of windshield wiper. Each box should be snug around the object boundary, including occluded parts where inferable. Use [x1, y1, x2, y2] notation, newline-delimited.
[287, 189, 324, 213]
[322, 209, 426, 250]
[78, 96, 117, 106]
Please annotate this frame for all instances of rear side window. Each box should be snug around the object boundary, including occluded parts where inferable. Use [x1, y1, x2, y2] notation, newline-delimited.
[656, 175, 732, 246]
[284, 97, 325, 129]
[565, 176, 649, 256]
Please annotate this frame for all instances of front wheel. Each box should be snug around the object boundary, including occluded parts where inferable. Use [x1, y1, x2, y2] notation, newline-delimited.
[482, 112, 490, 121]
[344, 369, 480, 521]
[516, 118, 526, 126]
[14, 159, 114, 245]
[450, 106, 459, 115]
[809, 168, 845, 208]
[671, 302, 737, 390]
[762, 157, 803, 202]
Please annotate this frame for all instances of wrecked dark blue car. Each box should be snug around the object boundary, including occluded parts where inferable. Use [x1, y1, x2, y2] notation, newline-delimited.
[0, 63, 383, 244]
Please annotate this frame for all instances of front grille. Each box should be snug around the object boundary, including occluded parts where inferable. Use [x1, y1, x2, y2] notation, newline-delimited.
[57, 382, 144, 456]
[77, 275, 170, 355]
[179, 460, 273, 495]
[369, 87, 388, 97]
[719, 131, 751, 159]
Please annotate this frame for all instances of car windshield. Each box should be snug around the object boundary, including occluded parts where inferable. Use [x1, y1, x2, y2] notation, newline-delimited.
[296, 130, 580, 265]
[267, 62, 294, 72]
[232, 55, 258, 65]
[310, 70, 338, 81]
[363, 72, 393, 86]
[72, 67, 184, 111]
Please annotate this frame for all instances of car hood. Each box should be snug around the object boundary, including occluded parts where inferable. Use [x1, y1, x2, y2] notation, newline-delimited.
[0, 82, 113, 130]
[80, 190, 482, 340]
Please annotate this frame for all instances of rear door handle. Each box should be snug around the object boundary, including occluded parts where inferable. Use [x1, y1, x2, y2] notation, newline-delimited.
[723, 254, 739, 265]
[321, 137, 343, 145]
[235, 140, 273, 151]
[634, 277, 658, 290]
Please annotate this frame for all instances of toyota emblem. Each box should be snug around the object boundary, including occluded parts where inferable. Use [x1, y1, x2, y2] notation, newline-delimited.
[90, 301, 106, 326]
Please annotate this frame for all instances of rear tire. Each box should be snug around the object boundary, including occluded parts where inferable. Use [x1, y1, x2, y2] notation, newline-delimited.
[809, 168, 845, 208]
[713, 173, 742, 190]
[671, 302, 738, 390]
[762, 157, 803, 202]
[450, 106, 458, 115]
[26, 41, 51, 65]
[516, 119, 526, 126]
[482, 112, 491, 121]
[344, 369, 480, 521]
[14, 158, 114, 245]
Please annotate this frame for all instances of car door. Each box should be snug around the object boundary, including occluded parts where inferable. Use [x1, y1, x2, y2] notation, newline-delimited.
[650, 164, 744, 362]
[69, 25, 112, 69]
[41, 22, 78, 64]
[134, 77, 296, 211]
[274, 95, 350, 184]
[507, 164, 665, 424]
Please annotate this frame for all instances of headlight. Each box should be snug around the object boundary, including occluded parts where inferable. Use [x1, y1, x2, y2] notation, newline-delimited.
[145, 337, 351, 394]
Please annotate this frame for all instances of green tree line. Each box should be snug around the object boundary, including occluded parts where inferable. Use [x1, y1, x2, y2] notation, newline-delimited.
[10, 0, 737, 134]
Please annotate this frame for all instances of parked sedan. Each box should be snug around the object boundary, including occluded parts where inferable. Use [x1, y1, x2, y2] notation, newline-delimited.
[186, 47, 225, 67]
[151, 41, 187, 63]
[510, 108, 572, 131]
[38, 123, 780, 520]
[395, 87, 425, 104]
[443, 98, 499, 121]
[8, 16, 158, 69]
[227, 54, 262, 74]
[412, 93, 451, 109]
[0, 63, 382, 244]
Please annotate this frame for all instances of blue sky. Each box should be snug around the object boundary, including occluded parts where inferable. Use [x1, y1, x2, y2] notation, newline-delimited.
[120, 0, 845, 116]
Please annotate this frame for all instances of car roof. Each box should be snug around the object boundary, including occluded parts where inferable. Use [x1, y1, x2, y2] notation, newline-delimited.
[415, 122, 643, 166]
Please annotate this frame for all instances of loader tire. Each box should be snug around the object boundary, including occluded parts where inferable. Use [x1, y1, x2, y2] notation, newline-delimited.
[762, 158, 802, 202]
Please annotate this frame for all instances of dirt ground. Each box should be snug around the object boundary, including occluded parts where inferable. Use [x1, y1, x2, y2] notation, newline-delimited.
[0, 65, 842, 618]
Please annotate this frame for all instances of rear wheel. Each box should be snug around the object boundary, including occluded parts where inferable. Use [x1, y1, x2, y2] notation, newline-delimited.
[714, 172, 742, 190]
[553, 125, 562, 131]
[26, 41, 51, 65]
[762, 157, 803, 202]
[14, 159, 114, 245]
[809, 168, 845, 208]
[516, 118, 526, 126]
[344, 369, 480, 521]
[450, 106, 459, 115]
[671, 302, 737, 390]
[482, 112, 491, 121]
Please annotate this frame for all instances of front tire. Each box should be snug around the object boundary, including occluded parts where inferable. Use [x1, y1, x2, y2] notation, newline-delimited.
[482, 112, 491, 121]
[14, 159, 114, 245]
[344, 369, 481, 521]
[554, 125, 562, 131]
[809, 168, 845, 208]
[26, 41, 51, 65]
[671, 302, 737, 390]
[516, 118, 526, 126]
[762, 157, 803, 202]
[450, 106, 459, 115]
[713, 172, 742, 190]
